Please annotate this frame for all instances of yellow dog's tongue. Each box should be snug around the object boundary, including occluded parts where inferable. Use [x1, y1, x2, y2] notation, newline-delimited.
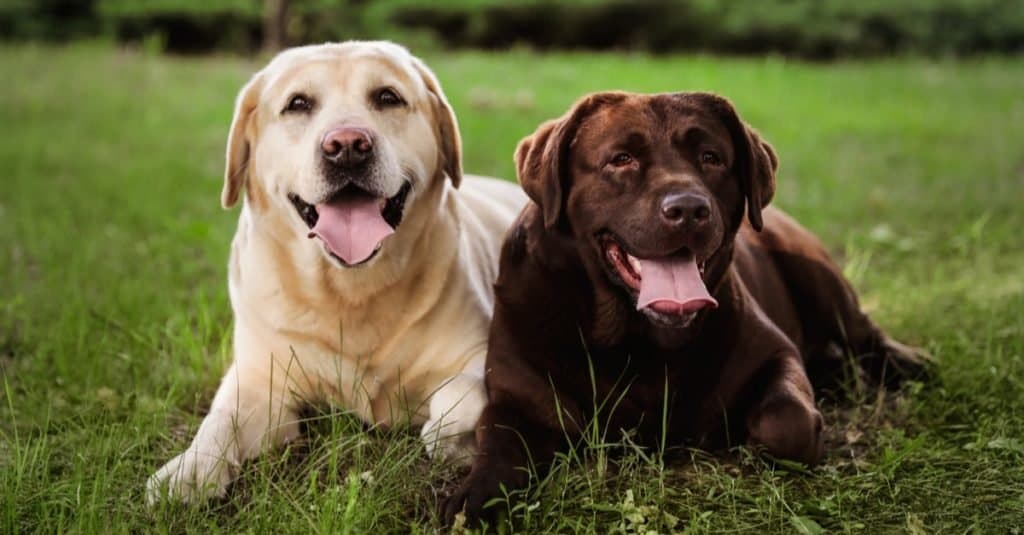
[308, 194, 393, 265]
[636, 255, 718, 314]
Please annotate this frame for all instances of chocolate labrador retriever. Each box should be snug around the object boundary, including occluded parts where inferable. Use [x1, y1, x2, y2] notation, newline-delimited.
[443, 91, 930, 522]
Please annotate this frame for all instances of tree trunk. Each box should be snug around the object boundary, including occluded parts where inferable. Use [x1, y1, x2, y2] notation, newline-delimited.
[262, 0, 289, 52]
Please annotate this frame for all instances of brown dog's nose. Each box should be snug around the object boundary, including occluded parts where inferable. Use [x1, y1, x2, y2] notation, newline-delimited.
[660, 191, 711, 227]
[321, 127, 374, 168]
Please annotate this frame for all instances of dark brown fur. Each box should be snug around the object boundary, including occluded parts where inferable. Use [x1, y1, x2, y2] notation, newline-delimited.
[443, 92, 930, 523]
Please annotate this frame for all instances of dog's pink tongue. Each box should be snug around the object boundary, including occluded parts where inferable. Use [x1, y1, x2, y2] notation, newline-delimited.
[308, 194, 393, 265]
[636, 256, 718, 314]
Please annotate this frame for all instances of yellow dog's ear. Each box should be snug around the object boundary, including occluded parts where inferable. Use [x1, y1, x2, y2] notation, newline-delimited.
[411, 57, 462, 188]
[222, 74, 264, 209]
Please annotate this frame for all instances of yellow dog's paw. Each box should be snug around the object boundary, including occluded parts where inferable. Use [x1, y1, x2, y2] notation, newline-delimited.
[421, 373, 485, 464]
[146, 448, 234, 505]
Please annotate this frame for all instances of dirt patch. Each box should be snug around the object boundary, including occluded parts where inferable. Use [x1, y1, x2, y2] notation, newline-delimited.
[821, 390, 913, 463]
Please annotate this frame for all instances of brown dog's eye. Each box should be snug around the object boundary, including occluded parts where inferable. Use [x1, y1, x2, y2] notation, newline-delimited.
[375, 88, 405, 108]
[283, 94, 314, 114]
[609, 153, 634, 167]
[701, 151, 722, 166]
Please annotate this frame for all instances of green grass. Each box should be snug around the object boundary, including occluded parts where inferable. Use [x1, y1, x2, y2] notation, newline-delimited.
[2, 42, 1023, 533]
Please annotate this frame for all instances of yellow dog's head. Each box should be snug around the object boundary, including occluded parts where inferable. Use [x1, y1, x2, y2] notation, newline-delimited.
[223, 41, 461, 268]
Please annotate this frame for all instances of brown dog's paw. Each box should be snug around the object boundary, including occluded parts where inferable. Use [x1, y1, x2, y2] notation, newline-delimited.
[441, 470, 506, 527]
[747, 394, 824, 466]
[871, 338, 935, 388]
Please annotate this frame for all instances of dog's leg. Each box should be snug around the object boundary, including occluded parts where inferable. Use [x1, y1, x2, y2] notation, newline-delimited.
[442, 401, 567, 524]
[421, 369, 486, 465]
[746, 356, 824, 465]
[146, 360, 300, 504]
[812, 256, 929, 388]
[772, 244, 933, 389]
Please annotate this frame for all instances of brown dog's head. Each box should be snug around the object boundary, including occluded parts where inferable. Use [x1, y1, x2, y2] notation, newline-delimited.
[515, 92, 777, 328]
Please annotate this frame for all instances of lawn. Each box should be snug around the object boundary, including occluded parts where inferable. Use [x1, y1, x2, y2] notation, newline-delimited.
[1, 43, 1023, 533]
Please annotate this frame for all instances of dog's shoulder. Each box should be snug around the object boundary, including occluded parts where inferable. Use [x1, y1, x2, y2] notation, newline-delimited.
[494, 205, 540, 303]
[495, 203, 582, 308]
[501, 204, 579, 268]
[500, 206, 532, 263]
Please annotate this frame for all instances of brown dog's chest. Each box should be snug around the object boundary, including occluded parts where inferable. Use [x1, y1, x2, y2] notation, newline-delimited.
[558, 339, 750, 448]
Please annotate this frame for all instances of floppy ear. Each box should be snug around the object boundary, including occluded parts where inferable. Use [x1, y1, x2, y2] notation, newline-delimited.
[515, 94, 613, 229]
[222, 74, 264, 209]
[411, 57, 462, 188]
[691, 92, 778, 231]
[741, 126, 778, 231]
[514, 118, 568, 229]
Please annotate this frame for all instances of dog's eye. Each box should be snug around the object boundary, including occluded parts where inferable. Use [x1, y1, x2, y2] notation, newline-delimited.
[283, 94, 314, 114]
[374, 88, 405, 108]
[609, 153, 634, 167]
[700, 151, 722, 166]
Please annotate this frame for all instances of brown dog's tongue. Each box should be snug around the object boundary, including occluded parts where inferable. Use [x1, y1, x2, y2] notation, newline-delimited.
[635, 255, 718, 314]
[308, 193, 394, 265]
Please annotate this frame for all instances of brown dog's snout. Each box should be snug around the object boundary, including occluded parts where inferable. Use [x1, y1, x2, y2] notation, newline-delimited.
[660, 191, 711, 228]
[321, 127, 374, 168]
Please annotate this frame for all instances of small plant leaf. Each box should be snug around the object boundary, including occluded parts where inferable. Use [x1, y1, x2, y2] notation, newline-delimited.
[790, 515, 824, 535]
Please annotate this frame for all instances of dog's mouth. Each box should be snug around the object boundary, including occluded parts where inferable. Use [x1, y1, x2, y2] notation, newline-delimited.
[598, 232, 718, 325]
[288, 181, 411, 267]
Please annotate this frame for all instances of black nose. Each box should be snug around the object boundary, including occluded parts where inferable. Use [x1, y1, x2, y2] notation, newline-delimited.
[660, 191, 711, 227]
[321, 127, 374, 168]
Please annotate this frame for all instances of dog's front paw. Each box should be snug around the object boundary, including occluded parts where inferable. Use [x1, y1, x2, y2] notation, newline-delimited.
[421, 373, 486, 465]
[421, 419, 477, 466]
[146, 448, 235, 505]
[747, 394, 824, 466]
[442, 469, 506, 527]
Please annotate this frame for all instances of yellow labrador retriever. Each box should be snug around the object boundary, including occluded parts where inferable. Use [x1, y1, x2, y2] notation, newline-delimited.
[146, 41, 526, 503]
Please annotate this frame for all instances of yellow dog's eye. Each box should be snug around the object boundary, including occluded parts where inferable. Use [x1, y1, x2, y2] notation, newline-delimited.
[283, 94, 314, 114]
[375, 88, 405, 108]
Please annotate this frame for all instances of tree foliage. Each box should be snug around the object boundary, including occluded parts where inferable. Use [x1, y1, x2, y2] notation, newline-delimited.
[1, 0, 1022, 58]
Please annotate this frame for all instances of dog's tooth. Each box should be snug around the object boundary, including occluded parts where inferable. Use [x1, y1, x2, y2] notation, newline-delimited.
[627, 254, 642, 274]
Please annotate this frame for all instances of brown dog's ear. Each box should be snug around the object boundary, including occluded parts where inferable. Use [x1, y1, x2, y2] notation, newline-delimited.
[742, 125, 778, 231]
[515, 118, 567, 229]
[411, 57, 462, 188]
[222, 74, 264, 209]
[690, 92, 778, 231]
[515, 94, 615, 229]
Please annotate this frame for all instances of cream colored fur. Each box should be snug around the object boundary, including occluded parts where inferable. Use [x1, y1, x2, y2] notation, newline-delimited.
[146, 41, 526, 503]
